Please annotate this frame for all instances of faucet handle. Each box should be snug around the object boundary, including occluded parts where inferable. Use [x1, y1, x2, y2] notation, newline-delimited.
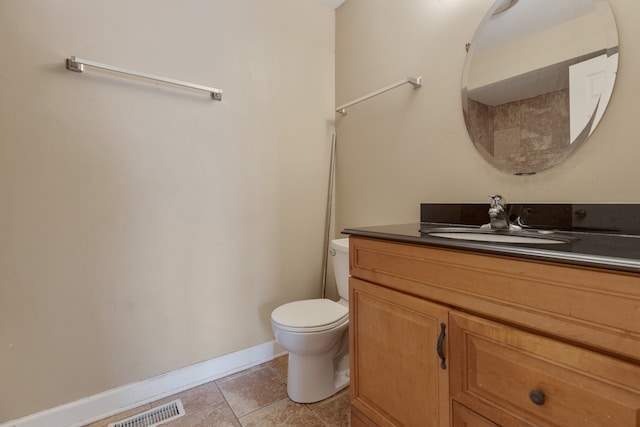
[489, 194, 504, 208]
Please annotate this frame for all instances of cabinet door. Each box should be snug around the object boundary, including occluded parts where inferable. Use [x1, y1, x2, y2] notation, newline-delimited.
[350, 278, 450, 427]
[352, 405, 378, 427]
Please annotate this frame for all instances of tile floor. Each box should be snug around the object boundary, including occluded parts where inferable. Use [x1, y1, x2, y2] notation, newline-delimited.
[84, 355, 351, 427]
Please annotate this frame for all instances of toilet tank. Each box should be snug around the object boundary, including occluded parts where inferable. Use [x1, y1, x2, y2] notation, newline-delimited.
[331, 238, 350, 301]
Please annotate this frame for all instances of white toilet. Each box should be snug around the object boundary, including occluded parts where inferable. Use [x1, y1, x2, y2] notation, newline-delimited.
[271, 238, 350, 403]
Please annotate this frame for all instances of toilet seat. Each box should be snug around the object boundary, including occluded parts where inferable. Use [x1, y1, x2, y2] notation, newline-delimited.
[272, 299, 348, 333]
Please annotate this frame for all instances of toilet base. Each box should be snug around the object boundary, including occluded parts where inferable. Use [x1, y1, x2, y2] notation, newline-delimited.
[286, 349, 350, 403]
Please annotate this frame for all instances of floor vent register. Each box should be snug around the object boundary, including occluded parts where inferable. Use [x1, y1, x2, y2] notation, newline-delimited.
[107, 399, 185, 427]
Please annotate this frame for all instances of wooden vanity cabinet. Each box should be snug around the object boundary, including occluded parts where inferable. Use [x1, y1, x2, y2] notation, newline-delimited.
[348, 236, 640, 427]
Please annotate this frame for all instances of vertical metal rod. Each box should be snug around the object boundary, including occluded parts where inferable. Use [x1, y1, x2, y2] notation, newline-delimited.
[321, 133, 336, 299]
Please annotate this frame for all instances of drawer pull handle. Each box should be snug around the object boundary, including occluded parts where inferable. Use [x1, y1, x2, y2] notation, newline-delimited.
[437, 323, 446, 369]
[529, 390, 545, 406]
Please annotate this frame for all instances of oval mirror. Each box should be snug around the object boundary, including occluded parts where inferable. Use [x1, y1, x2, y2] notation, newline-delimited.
[462, 0, 619, 175]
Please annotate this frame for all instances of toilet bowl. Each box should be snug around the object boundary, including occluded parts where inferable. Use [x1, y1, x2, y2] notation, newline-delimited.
[271, 238, 350, 403]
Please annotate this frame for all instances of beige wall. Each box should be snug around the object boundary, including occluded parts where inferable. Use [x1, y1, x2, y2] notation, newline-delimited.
[335, 0, 640, 235]
[0, 0, 335, 422]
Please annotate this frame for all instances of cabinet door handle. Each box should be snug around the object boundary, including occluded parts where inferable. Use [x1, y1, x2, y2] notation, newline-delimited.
[529, 390, 545, 406]
[437, 323, 446, 369]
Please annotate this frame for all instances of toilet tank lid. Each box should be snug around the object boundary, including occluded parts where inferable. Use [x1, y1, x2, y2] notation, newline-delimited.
[272, 299, 348, 329]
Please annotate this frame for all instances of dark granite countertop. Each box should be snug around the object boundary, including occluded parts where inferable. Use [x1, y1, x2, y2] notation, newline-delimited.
[342, 222, 640, 273]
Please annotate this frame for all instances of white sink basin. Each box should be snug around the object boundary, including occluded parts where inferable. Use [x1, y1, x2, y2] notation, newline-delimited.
[424, 228, 569, 244]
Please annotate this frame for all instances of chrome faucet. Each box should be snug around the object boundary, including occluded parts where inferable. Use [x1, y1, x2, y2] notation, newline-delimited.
[483, 194, 522, 231]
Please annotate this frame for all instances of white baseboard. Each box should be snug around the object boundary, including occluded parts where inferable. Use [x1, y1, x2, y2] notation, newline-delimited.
[1, 341, 286, 427]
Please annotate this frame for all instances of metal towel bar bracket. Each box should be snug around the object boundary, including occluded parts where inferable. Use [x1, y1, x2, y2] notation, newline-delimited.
[66, 56, 223, 100]
[336, 76, 422, 115]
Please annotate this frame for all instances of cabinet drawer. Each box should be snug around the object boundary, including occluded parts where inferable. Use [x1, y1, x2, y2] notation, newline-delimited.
[452, 402, 499, 427]
[449, 312, 640, 427]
